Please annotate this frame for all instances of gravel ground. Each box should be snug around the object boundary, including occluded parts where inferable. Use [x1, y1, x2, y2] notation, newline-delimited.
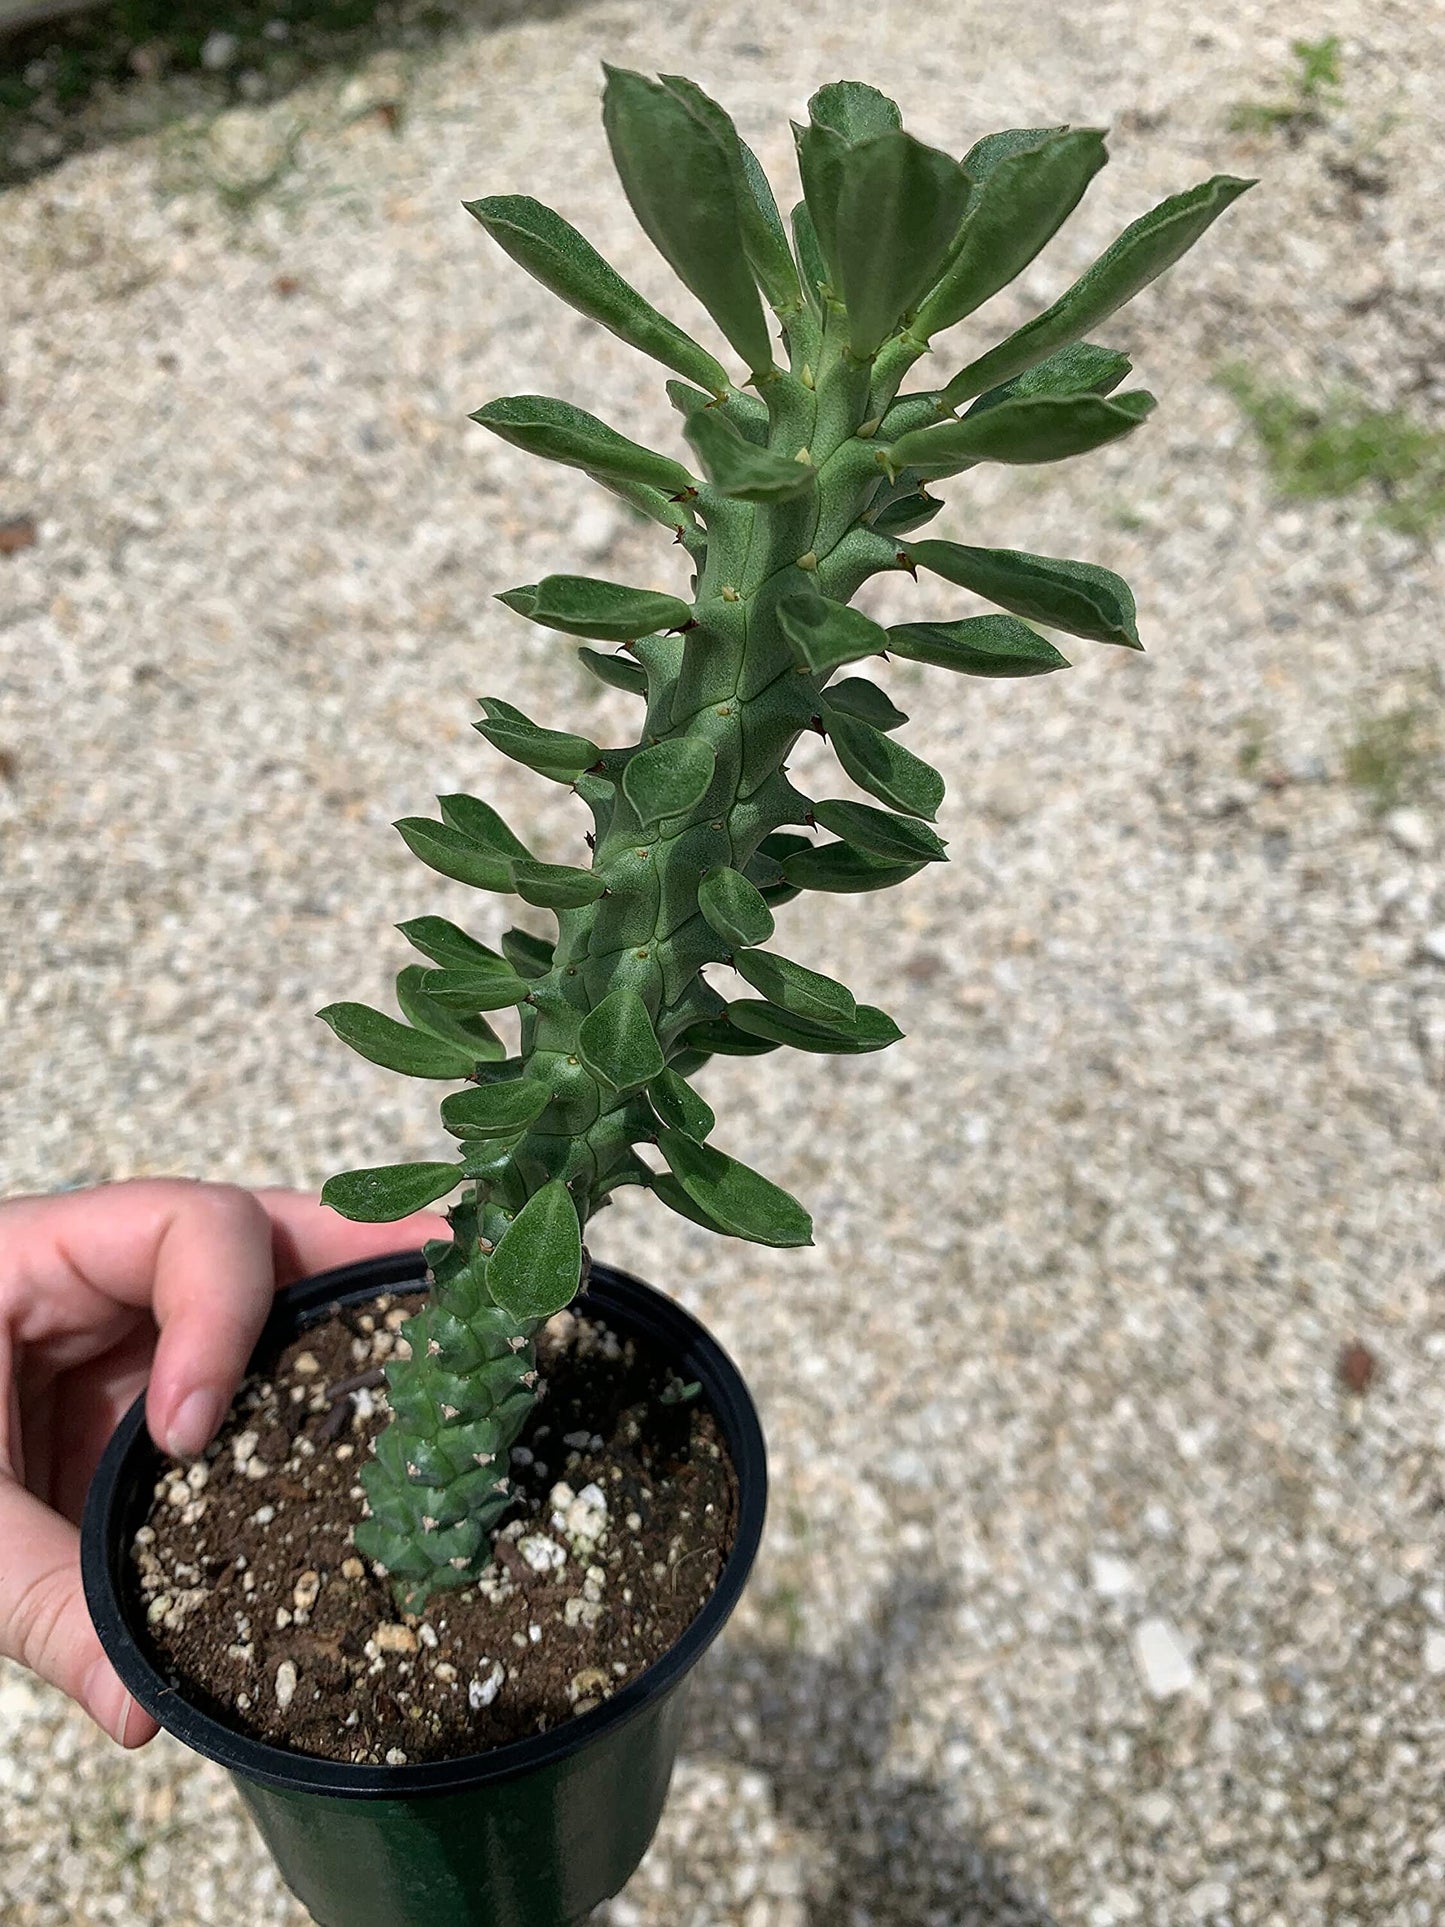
[3, 0, 1444, 1922]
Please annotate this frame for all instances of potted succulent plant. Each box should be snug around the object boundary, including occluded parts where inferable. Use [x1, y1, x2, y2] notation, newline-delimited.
[82, 66, 1250, 1927]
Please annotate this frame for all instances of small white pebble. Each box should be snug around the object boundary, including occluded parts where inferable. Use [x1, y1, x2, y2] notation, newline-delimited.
[293, 1352, 321, 1376]
[385, 1747, 408, 1766]
[274, 1661, 297, 1711]
[1132, 1617, 1196, 1699]
[250, 1505, 276, 1527]
[1185, 1880, 1231, 1919]
[1089, 1553, 1139, 1599]
[468, 1661, 504, 1709]
[519, 1534, 567, 1573]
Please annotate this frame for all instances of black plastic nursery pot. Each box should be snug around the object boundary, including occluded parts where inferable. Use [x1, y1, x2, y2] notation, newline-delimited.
[81, 1251, 767, 1927]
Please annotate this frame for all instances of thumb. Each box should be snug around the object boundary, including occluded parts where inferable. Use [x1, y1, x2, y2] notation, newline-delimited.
[0, 1476, 158, 1748]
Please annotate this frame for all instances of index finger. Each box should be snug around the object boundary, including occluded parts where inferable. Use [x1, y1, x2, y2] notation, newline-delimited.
[146, 1184, 449, 1456]
[3, 1180, 447, 1458]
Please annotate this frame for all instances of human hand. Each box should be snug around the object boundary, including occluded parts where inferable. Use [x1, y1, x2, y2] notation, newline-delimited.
[0, 1179, 445, 1748]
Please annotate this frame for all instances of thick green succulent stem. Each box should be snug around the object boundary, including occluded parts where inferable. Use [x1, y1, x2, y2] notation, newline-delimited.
[360, 310, 895, 1610]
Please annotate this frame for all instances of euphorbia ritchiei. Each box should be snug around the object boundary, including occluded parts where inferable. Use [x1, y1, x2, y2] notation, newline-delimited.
[319, 71, 1251, 1611]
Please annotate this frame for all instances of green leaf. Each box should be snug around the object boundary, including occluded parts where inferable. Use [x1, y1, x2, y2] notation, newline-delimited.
[658, 1130, 813, 1248]
[650, 1169, 735, 1236]
[623, 736, 717, 826]
[744, 830, 812, 906]
[648, 1066, 715, 1139]
[697, 865, 775, 948]
[474, 700, 603, 782]
[907, 539, 1140, 647]
[578, 987, 666, 1090]
[793, 122, 849, 283]
[733, 134, 802, 313]
[869, 489, 945, 538]
[395, 966, 508, 1055]
[412, 965, 533, 1012]
[465, 194, 731, 395]
[733, 947, 856, 1025]
[322, 1162, 461, 1224]
[915, 128, 1108, 337]
[821, 678, 908, 732]
[966, 340, 1132, 414]
[675, 1017, 781, 1058]
[728, 999, 904, 1053]
[471, 395, 694, 496]
[790, 200, 828, 300]
[941, 174, 1256, 405]
[780, 841, 925, 894]
[887, 614, 1070, 677]
[439, 1079, 551, 1140]
[831, 131, 971, 357]
[827, 712, 945, 819]
[602, 67, 775, 373]
[684, 406, 817, 503]
[961, 124, 1067, 181]
[808, 79, 902, 142]
[776, 589, 888, 673]
[500, 926, 555, 978]
[658, 74, 802, 316]
[811, 798, 948, 861]
[394, 818, 515, 893]
[435, 793, 534, 863]
[884, 390, 1155, 477]
[665, 1046, 713, 1079]
[396, 917, 506, 971]
[500, 573, 692, 642]
[668, 378, 770, 444]
[509, 860, 608, 909]
[317, 1002, 478, 1079]
[577, 646, 648, 696]
[487, 1179, 583, 1321]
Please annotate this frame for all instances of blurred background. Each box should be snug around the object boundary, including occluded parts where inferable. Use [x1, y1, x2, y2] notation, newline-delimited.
[2, 2, 1442, 1922]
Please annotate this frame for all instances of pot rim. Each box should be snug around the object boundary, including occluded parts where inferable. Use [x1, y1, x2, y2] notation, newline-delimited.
[81, 1250, 767, 1799]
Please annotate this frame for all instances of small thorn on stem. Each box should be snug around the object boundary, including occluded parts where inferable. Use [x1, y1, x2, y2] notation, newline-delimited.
[896, 550, 917, 577]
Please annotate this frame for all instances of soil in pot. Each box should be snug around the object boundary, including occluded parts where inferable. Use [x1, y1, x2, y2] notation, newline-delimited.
[130, 1287, 737, 1766]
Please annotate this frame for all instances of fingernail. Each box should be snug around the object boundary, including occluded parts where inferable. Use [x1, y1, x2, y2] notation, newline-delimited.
[84, 1656, 132, 1746]
[166, 1386, 224, 1458]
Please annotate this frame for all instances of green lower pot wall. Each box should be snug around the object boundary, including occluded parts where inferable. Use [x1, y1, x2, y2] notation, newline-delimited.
[234, 1682, 688, 1927]
[82, 1251, 767, 1927]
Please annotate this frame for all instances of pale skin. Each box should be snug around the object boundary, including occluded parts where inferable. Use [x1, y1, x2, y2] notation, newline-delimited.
[0, 1181, 444, 1748]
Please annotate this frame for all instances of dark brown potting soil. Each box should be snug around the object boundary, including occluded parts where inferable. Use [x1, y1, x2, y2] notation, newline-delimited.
[132, 1289, 736, 1765]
